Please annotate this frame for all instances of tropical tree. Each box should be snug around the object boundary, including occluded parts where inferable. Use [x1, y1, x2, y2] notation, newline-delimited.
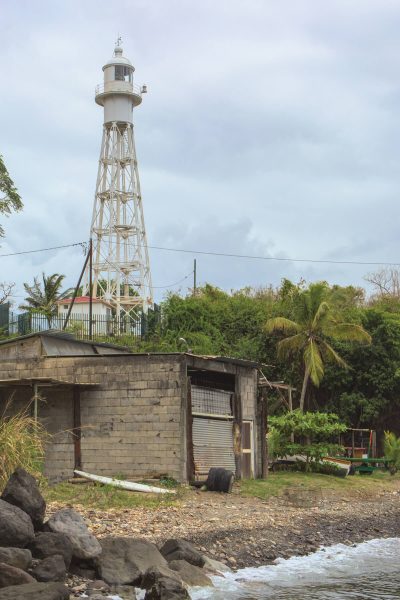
[264, 282, 371, 412]
[19, 273, 65, 326]
[0, 155, 23, 237]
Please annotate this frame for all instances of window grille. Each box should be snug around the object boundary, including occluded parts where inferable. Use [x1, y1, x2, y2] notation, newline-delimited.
[191, 385, 233, 417]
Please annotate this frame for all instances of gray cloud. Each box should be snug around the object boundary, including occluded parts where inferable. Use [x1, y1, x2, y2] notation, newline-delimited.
[1, 0, 400, 305]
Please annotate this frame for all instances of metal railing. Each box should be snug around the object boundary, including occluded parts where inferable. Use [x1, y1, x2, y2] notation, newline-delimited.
[95, 82, 142, 96]
[6, 311, 144, 343]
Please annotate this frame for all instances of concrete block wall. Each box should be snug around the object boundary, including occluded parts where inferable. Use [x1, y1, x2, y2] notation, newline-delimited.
[78, 356, 186, 482]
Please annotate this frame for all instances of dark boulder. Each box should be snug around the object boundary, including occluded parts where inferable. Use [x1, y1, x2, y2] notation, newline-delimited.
[32, 555, 66, 582]
[96, 537, 168, 585]
[159, 539, 205, 568]
[141, 565, 182, 589]
[0, 499, 34, 548]
[168, 559, 213, 587]
[0, 582, 70, 599]
[0, 548, 32, 571]
[1, 468, 45, 530]
[46, 508, 101, 560]
[29, 532, 73, 569]
[144, 577, 190, 600]
[0, 562, 36, 588]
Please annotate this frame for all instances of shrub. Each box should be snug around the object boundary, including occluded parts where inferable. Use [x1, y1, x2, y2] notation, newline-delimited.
[0, 403, 48, 490]
[384, 431, 400, 468]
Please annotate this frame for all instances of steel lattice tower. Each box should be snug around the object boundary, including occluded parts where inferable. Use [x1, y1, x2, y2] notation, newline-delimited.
[84, 41, 153, 317]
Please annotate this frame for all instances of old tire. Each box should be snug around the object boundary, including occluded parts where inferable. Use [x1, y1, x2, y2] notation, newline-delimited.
[206, 468, 225, 492]
[219, 470, 234, 493]
[206, 468, 234, 493]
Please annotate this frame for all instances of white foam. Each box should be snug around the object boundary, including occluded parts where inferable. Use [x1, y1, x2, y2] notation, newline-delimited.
[190, 537, 400, 599]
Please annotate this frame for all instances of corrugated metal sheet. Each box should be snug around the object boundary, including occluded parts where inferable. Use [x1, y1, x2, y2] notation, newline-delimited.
[193, 417, 236, 478]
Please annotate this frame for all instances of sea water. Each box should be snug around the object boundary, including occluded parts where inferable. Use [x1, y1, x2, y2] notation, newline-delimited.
[187, 538, 400, 599]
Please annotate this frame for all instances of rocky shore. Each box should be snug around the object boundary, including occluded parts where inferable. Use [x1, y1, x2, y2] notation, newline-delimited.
[1, 468, 399, 599]
[53, 479, 400, 571]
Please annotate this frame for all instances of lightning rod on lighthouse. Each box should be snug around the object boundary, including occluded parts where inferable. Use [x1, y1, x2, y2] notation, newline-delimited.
[84, 40, 153, 318]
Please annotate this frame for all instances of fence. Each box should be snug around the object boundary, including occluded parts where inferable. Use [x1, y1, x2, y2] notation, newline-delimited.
[0, 306, 162, 344]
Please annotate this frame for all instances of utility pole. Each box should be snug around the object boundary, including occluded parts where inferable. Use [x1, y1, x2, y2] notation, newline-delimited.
[193, 259, 197, 296]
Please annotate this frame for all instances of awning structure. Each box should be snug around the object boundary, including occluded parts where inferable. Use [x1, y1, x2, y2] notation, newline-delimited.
[0, 378, 98, 388]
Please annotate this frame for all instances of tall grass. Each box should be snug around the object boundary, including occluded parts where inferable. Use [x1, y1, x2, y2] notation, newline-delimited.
[0, 400, 48, 490]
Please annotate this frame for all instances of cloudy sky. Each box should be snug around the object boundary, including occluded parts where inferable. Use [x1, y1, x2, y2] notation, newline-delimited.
[1, 0, 400, 306]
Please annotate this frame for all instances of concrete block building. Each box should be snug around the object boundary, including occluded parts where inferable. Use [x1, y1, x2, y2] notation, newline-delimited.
[0, 332, 264, 483]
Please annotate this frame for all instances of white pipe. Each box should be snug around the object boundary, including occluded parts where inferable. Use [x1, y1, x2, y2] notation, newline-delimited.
[74, 469, 176, 494]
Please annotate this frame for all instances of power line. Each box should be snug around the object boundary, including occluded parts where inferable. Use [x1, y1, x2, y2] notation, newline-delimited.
[147, 245, 400, 267]
[0, 241, 87, 258]
[1, 239, 400, 268]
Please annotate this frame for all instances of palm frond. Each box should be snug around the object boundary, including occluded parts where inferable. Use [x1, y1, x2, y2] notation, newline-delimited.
[303, 340, 324, 386]
[264, 317, 301, 334]
[325, 322, 372, 344]
[277, 333, 307, 360]
[312, 300, 331, 329]
[319, 339, 348, 368]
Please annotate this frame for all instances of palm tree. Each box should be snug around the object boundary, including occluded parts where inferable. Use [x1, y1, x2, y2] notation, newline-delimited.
[19, 273, 65, 327]
[265, 282, 371, 412]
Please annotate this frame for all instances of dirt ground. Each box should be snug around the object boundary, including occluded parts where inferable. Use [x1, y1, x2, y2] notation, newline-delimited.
[47, 477, 400, 569]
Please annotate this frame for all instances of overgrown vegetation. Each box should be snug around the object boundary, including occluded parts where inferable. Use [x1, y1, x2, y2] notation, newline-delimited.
[384, 431, 400, 468]
[0, 403, 47, 490]
[268, 410, 346, 470]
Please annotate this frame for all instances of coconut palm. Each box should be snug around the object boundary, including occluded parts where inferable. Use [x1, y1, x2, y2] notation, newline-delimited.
[265, 282, 371, 412]
[19, 273, 65, 327]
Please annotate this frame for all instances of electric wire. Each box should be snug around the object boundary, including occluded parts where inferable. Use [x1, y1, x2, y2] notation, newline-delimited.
[1, 239, 400, 268]
[0, 241, 87, 258]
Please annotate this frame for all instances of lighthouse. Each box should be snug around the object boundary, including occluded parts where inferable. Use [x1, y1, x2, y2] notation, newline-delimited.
[84, 39, 153, 318]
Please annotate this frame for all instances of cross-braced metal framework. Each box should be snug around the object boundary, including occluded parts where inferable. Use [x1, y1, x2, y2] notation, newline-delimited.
[84, 121, 153, 317]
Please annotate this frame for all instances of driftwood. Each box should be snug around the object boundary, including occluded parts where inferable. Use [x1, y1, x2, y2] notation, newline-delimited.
[74, 470, 176, 495]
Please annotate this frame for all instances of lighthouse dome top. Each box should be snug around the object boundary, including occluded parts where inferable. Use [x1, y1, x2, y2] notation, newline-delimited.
[102, 44, 134, 71]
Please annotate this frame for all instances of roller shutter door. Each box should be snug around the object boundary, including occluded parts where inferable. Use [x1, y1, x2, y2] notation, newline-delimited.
[192, 417, 236, 479]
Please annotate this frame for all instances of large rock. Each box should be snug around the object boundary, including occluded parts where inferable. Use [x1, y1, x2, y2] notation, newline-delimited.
[144, 577, 190, 600]
[45, 508, 101, 560]
[1, 468, 45, 530]
[29, 532, 73, 569]
[0, 499, 34, 548]
[202, 555, 232, 574]
[159, 539, 205, 568]
[96, 537, 168, 585]
[141, 565, 182, 589]
[0, 582, 70, 599]
[32, 555, 66, 582]
[168, 560, 213, 587]
[0, 548, 32, 571]
[0, 562, 36, 588]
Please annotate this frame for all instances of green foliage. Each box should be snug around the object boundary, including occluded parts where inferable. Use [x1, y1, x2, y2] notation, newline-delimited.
[0, 155, 23, 238]
[19, 272, 65, 325]
[269, 410, 346, 471]
[383, 431, 400, 467]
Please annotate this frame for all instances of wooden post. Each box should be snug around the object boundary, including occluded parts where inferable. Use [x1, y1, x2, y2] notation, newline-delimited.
[73, 387, 82, 470]
[33, 383, 39, 423]
[186, 377, 195, 482]
[261, 390, 268, 479]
